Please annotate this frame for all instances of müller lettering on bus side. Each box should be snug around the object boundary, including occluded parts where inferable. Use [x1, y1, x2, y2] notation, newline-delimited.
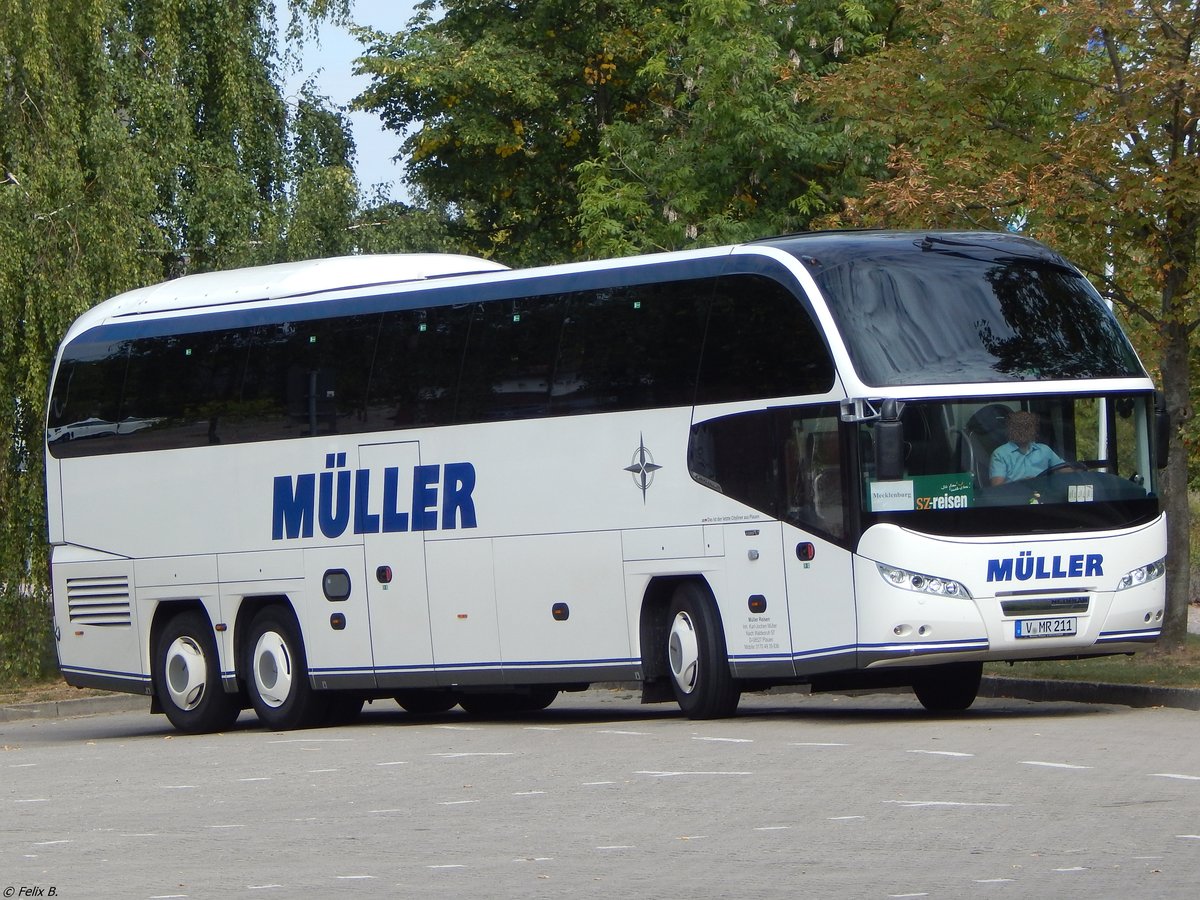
[272, 452, 478, 540]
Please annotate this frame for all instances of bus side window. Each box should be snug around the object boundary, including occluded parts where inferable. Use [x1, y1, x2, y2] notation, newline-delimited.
[697, 274, 834, 404]
[457, 295, 567, 422]
[687, 405, 845, 541]
[805, 429, 844, 536]
[369, 305, 470, 429]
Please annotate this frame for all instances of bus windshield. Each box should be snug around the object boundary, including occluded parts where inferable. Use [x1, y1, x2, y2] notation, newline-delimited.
[784, 232, 1143, 386]
[859, 393, 1159, 536]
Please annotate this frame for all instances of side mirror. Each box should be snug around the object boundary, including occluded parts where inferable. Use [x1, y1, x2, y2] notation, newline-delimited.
[1155, 393, 1170, 470]
[875, 399, 905, 480]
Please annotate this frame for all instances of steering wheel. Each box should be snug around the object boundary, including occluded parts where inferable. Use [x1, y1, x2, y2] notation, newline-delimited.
[1040, 461, 1078, 477]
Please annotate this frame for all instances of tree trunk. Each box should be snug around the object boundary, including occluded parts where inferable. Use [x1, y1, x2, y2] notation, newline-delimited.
[1158, 317, 1191, 647]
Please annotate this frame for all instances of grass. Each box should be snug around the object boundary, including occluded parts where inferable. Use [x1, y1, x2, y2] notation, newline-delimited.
[985, 630, 1200, 689]
[0, 676, 108, 706]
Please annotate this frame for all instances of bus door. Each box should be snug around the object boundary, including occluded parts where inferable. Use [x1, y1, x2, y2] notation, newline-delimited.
[359, 441, 435, 687]
[781, 421, 857, 675]
[782, 527, 857, 675]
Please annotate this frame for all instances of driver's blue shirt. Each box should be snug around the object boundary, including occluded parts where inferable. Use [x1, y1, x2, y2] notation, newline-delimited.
[990, 441, 1065, 483]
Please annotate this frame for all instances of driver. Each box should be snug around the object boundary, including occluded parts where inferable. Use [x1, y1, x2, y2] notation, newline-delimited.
[989, 410, 1067, 485]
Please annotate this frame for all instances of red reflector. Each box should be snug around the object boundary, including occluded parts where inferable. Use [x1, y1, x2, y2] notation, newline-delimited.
[796, 542, 816, 562]
[376, 565, 393, 584]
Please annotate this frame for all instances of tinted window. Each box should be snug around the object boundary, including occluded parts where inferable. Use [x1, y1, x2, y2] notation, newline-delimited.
[47, 268, 824, 457]
[367, 305, 472, 430]
[458, 296, 568, 422]
[689, 404, 846, 540]
[555, 281, 710, 414]
[698, 274, 833, 402]
[799, 236, 1143, 386]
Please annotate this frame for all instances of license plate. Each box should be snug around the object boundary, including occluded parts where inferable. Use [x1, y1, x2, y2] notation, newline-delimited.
[1015, 616, 1078, 639]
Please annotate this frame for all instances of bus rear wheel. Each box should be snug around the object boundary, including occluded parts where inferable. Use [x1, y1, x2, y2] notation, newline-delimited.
[244, 606, 328, 730]
[153, 609, 240, 734]
[666, 582, 740, 719]
[912, 662, 983, 712]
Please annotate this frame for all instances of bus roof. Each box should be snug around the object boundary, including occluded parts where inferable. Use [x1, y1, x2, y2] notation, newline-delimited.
[70, 253, 509, 333]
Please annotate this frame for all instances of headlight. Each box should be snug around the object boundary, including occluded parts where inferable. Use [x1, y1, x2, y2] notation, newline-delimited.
[1117, 558, 1166, 591]
[877, 563, 972, 599]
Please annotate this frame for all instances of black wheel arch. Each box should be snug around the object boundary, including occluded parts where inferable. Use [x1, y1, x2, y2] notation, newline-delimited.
[639, 575, 722, 693]
[149, 598, 220, 709]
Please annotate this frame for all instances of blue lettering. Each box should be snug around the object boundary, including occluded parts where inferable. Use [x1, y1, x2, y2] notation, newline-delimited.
[353, 469, 381, 534]
[442, 462, 477, 530]
[988, 551, 1104, 583]
[411, 464, 440, 531]
[272, 474, 315, 540]
[271, 458, 479, 541]
[318, 456, 352, 538]
[986, 558, 1013, 582]
[382, 466, 409, 533]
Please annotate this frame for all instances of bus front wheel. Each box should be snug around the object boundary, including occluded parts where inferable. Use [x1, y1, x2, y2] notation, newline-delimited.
[244, 607, 327, 730]
[153, 609, 240, 734]
[912, 662, 983, 712]
[666, 582, 740, 719]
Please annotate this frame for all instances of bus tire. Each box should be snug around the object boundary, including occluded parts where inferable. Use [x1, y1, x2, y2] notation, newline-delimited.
[394, 690, 459, 715]
[244, 606, 328, 730]
[153, 609, 241, 734]
[666, 582, 740, 719]
[912, 662, 983, 712]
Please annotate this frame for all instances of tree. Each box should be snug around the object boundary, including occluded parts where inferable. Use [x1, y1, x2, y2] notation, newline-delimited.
[355, 0, 677, 265]
[811, 0, 1199, 645]
[0, 0, 354, 680]
[355, 0, 903, 263]
[1, 0, 166, 680]
[278, 83, 361, 259]
[576, 0, 903, 256]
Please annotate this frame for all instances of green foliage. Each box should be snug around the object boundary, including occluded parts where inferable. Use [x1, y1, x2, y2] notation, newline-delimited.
[356, 0, 676, 264]
[985, 632, 1200, 689]
[811, 0, 1200, 644]
[0, 0, 357, 678]
[279, 84, 361, 259]
[577, 0, 901, 256]
[349, 197, 477, 256]
[356, 0, 903, 262]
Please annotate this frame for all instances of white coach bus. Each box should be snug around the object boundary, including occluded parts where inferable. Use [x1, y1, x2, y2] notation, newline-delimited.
[45, 232, 1168, 733]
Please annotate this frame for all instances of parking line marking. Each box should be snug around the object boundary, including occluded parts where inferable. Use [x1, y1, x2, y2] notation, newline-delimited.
[1020, 761, 1092, 769]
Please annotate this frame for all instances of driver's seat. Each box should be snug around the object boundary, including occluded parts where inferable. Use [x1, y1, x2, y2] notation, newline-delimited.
[958, 404, 1013, 487]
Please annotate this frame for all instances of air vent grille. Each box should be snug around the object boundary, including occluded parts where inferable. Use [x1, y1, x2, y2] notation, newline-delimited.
[1001, 595, 1090, 616]
[66, 575, 132, 626]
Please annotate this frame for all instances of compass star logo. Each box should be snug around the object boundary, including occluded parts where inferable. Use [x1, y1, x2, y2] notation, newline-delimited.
[624, 435, 663, 502]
